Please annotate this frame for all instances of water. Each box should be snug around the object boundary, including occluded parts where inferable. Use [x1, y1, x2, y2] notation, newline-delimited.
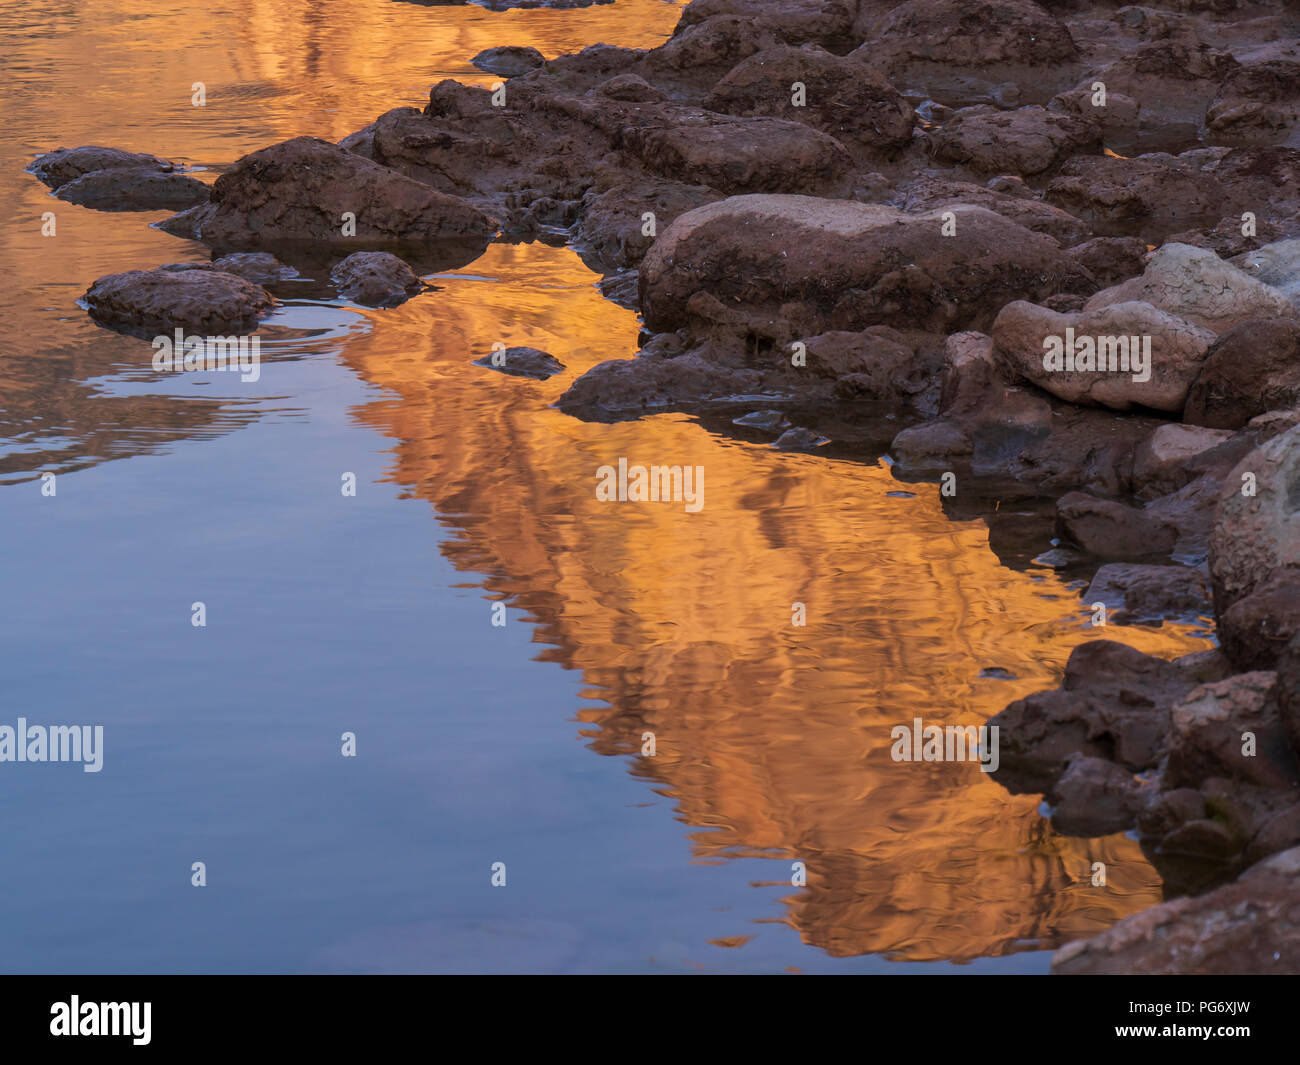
[0, 0, 1212, 973]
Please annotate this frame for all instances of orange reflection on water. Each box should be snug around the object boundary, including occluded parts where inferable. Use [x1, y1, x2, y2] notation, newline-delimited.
[340, 242, 1208, 962]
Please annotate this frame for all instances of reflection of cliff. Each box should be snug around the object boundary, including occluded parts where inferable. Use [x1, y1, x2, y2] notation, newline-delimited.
[340, 242, 1211, 962]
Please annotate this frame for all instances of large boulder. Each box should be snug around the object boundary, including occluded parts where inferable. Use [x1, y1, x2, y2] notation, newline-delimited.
[1084, 244, 1295, 333]
[165, 136, 497, 252]
[1210, 424, 1300, 614]
[705, 47, 914, 157]
[991, 299, 1215, 412]
[675, 0, 858, 50]
[929, 105, 1100, 175]
[83, 269, 274, 336]
[640, 195, 1092, 336]
[1184, 318, 1300, 429]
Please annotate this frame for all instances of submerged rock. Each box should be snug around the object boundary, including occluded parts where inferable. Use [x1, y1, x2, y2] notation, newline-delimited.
[470, 46, 545, 78]
[27, 145, 182, 190]
[473, 346, 565, 379]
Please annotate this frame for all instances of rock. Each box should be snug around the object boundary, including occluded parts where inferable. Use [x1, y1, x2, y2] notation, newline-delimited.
[675, 0, 857, 50]
[773, 427, 831, 450]
[1138, 788, 1207, 840]
[470, 46, 545, 78]
[1048, 755, 1144, 836]
[1055, 492, 1179, 559]
[473, 346, 565, 380]
[1277, 633, 1300, 757]
[929, 105, 1100, 176]
[1064, 237, 1147, 287]
[1045, 152, 1233, 241]
[83, 268, 274, 337]
[208, 253, 299, 284]
[161, 252, 299, 285]
[705, 46, 914, 157]
[1132, 423, 1235, 499]
[1165, 672, 1296, 790]
[1220, 572, 1300, 671]
[1209, 424, 1300, 613]
[1082, 563, 1211, 623]
[51, 168, 209, 211]
[732, 409, 790, 433]
[642, 15, 787, 90]
[27, 145, 180, 190]
[855, 0, 1079, 105]
[899, 177, 1091, 246]
[573, 183, 723, 271]
[1053, 844, 1300, 974]
[1184, 318, 1300, 430]
[889, 420, 973, 465]
[1084, 244, 1295, 334]
[166, 136, 497, 253]
[640, 195, 1091, 337]
[329, 251, 423, 307]
[1208, 57, 1300, 147]
[624, 113, 855, 196]
[991, 300, 1215, 413]
[989, 640, 1203, 794]
[595, 74, 666, 103]
[1231, 238, 1300, 306]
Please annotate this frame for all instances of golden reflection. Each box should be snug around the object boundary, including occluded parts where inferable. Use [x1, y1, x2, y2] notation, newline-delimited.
[341, 242, 1209, 962]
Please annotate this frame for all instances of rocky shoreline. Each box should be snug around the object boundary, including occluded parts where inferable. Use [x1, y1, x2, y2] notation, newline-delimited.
[30, 0, 1300, 972]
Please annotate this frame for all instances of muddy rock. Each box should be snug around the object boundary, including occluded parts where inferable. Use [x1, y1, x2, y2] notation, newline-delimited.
[1184, 318, 1300, 430]
[1209, 424, 1300, 614]
[166, 136, 497, 254]
[473, 346, 565, 380]
[1056, 492, 1179, 559]
[1220, 572, 1300, 672]
[624, 112, 856, 196]
[161, 252, 299, 285]
[854, 0, 1080, 105]
[1084, 243, 1295, 333]
[1045, 152, 1233, 241]
[1278, 633, 1300, 757]
[1048, 754, 1145, 836]
[705, 47, 914, 157]
[928, 105, 1100, 176]
[675, 0, 858, 50]
[642, 15, 787, 92]
[470, 46, 545, 78]
[329, 251, 423, 307]
[1083, 562, 1211, 623]
[596, 74, 666, 103]
[889, 420, 974, 466]
[1166, 672, 1296, 790]
[573, 182, 723, 271]
[1132, 423, 1235, 499]
[1231, 238, 1300, 305]
[1208, 57, 1300, 148]
[991, 299, 1215, 412]
[773, 426, 832, 450]
[899, 177, 1091, 246]
[989, 640, 1204, 794]
[27, 145, 182, 190]
[83, 268, 274, 337]
[641, 195, 1092, 337]
[51, 167, 209, 212]
[1062, 236, 1145, 285]
[1054, 844, 1300, 974]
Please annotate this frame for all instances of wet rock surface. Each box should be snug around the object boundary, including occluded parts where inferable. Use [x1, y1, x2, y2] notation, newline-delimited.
[82, 268, 274, 337]
[329, 251, 424, 307]
[473, 346, 566, 379]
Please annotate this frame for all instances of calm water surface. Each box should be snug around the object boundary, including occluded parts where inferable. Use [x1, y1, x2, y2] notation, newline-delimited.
[0, 0, 1211, 972]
